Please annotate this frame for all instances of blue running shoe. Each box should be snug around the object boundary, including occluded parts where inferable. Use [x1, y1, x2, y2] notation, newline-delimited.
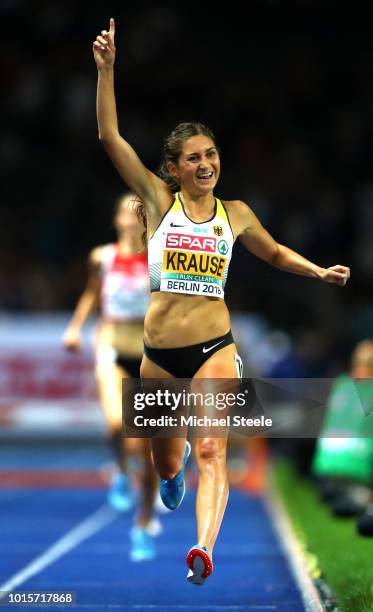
[108, 473, 134, 512]
[160, 441, 191, 511]
[129, 526, 156, 562]
[153, 490, 172, 514]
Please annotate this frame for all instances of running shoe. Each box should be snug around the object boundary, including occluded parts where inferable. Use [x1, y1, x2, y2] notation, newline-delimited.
[154, 490, 172, 514]
[159, 441, 191, 511]
[129, 526, 156, 561]
[108, 473, 134, 512]
[145, 516, 163, 537]
[186, 545, 213, 586]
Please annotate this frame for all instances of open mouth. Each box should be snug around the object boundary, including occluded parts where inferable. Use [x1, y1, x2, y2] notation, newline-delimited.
[196, 171, 214, 182]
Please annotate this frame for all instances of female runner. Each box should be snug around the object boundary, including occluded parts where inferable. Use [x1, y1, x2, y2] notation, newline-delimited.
[93, 18, 350, 584]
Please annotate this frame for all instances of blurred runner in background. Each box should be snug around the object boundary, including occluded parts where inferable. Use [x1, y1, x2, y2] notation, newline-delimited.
[63, 192, 161, 560]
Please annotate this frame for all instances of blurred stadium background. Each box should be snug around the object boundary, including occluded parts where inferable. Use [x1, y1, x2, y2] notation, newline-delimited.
[2, 2, 372, 358]
[1, 2, 372, 611]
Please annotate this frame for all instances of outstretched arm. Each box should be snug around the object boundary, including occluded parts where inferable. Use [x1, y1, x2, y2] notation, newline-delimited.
[93, 18, 169, 213]
[62, 249, 102, 351]
[235, 202, 350, 286]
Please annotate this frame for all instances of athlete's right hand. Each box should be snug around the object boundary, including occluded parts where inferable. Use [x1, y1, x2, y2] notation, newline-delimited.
[93, 17, 116, 70]
[62, 328, 82, 352]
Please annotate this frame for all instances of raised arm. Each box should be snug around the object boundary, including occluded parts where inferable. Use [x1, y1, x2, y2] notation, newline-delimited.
[93, 18, 169, 214]
[230, 201, 350, 286]
[62, 248, 102, 351]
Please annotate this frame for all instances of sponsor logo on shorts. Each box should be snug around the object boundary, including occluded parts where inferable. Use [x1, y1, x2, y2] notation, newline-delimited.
[202, 340, 224, 353]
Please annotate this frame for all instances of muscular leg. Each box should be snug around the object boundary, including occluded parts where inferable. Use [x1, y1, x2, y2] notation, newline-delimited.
[140, 355, 188, 480]
[194, 437, 228, 552]
[96, 355, 159, 523]
[96, 356, 147, 468]
[95, 357, 127, 469]
[192, 343, 240, 555]
[136, 438, 159, 528]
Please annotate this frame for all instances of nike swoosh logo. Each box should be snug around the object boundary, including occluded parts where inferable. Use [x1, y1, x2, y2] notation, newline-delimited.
[170, 222, 186, 227]
[202, 340, 224, 354]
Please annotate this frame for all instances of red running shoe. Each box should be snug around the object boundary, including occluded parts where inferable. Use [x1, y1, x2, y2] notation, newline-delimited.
[186, 545, 213, 586]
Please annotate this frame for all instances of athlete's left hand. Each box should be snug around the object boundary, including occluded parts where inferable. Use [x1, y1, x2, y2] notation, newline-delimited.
[320, 265, 350, 286]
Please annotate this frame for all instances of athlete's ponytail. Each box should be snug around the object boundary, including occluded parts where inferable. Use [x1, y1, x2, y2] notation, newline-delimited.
[135, 200, 147, 247]
[114, 193, 147, 247]
[159, 122, 219, 192]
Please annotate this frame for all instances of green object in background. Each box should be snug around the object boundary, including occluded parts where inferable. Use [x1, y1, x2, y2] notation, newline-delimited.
[312, 375, 373, 484]
[275, 461, 373, 612]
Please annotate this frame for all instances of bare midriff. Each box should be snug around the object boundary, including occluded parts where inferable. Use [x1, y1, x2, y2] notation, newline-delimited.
[143, 292, 231, 348]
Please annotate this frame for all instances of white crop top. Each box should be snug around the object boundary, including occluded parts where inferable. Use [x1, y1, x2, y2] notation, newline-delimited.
[100, 244, 150, 321]
[148, 192, 234, 299]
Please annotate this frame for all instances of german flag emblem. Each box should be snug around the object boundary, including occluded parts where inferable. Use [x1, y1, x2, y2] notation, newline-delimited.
[213, 226, 223, 236]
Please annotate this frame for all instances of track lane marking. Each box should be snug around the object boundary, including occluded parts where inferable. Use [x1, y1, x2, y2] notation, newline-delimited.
[0, 504, 117, 599]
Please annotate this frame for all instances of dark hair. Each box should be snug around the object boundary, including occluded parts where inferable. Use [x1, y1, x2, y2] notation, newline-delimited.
[114, 192, 147, 247]
[159, 122, 219, 192]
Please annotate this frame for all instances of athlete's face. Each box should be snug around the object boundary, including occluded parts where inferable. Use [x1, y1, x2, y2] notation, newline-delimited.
[170, 135, 220, 195]
[114, 196, 144, 237]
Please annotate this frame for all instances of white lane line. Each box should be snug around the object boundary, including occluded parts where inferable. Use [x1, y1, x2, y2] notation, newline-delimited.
[264, 477, 324, 612]
[0, 505, 117, 600]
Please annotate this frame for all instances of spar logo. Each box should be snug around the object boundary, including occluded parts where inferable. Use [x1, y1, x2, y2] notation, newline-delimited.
[166, 233, 216, 253]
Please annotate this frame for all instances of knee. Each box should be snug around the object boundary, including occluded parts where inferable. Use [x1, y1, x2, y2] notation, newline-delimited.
[153, 454, 182, 480]
[196, 438, 226, 463]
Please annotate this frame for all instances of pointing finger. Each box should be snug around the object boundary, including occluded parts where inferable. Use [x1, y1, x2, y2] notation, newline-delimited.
[109, 17, 115, 40]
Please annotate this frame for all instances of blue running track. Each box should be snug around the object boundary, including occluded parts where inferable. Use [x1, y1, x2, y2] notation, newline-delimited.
[0, 443, 305, 611]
